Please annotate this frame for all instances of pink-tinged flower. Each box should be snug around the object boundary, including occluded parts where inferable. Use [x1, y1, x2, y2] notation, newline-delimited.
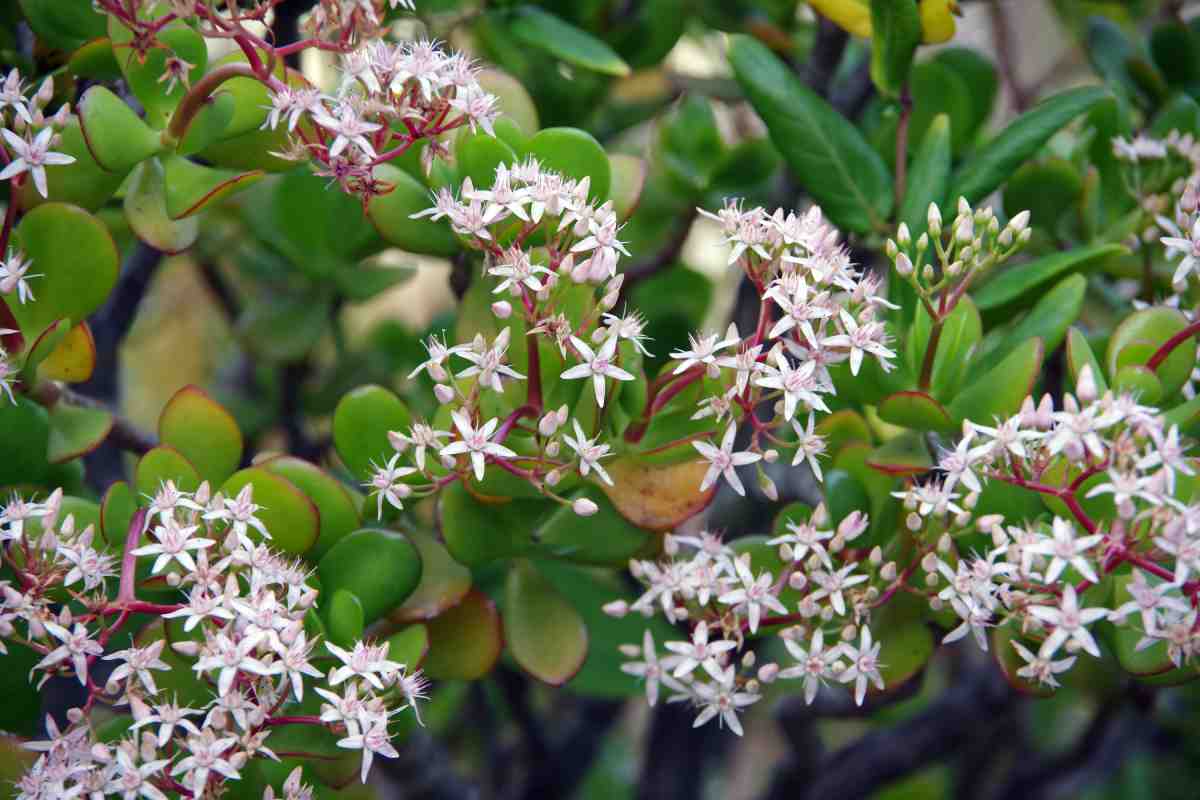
[163, 585, 235, 632]
[942, 596, 993, 650]
[108, 744, 171, 800]
[778, 628, 839, 704]
[324, 640, 403, 690]
[563, 419, 614, 485]
[439, 410, 517, 481]
[104, 639, 170, 695]
[822, 310, 896, 375]
[0, 248, 39, 304]
[754, 349, 827, 420]
[791, 412, 827, 480]
[837, 626, 885, 705]
[365, 453, 416, 518]
[456, 328, 525, 392]
[312, 102, 382, 158]
[1025, 517, 1103, 584]
[0, 127, 75, 198]
[130, 518, 216, 575]
[1160, 214, 1200, 288]
[718, 555, 787, 633]
[130, 699, 203, 747]
[1109, 569, 1189, 633]
[408, 333, 467, 381]
[1030, 585, 1108, 658]
[36, 621, 103, 685]
[809, 562, 868, 617]
[1009, 639, 1076, 689]
[691, 666, 760, 736]
[276, 631, 324, 702]
[392, 422, 449, 471]
[204, 484, 270, 549]
[488, 246, 551, 294]
[767, 279, 833, 345]
[670, 325, 740, 377]
[172, 730, 240, 797]
[620, 630, 680, 706]
[693, 422, 761, 497]
[767, 518, 833, 569]
[663, 622, 737, 679]
[560, 335, 634, 408]
[193, 632, 277, 695]
[339, 719, 400, 783]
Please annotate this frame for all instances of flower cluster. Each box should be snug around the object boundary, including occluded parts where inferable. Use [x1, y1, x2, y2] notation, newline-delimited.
[895, 372, 1200, 686]
[263, 38, 498, 199]
[607, 514, 886, 735]
[304, 0, 418, 44]
[0, 68, 75, 199]
[1, 482, 426, 798]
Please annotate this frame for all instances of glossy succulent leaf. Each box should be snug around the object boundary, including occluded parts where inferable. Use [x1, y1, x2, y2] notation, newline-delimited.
[477, 68, 539, 135]
[100, 481, 137, 550]
[609, 153, 647, 222]
[816, 410, 873, 458]
[6, 203, 119, 340]
[505, 6, 631, 77]
[931, 48, 999, 137]
[77, 85, 163, 172]
[877, 391, 955, 433]
[1106, 307, 1196, 399]
[949, 86, 1110, 204]
[1065, 327, 1109, 395]
[422, 589, 503, 680]
[905, 295, 981, 401]
[21, 319, 70, 384]
[17, 118, 123, 212]
[537, 486, 653, 565]
[158, 385, 243, 487]
[326, 589, 365, 648]
[124, 158, 200, 253]
[319, 528, 422, 623]
[728, 35, 892, 234]
[332, 384, 412, 481]
[1002, 158, 1084, 232]
[162, 154, 263, 219]
[947, 338, 1044, 428]
[135, 446, 203, 496]
[367, 164, 461, 256]
[505, 559, 589, 685]
[908, 60, 974, 156]
[898, 113, 951, 239]
[221, 468, 319, 555]
[525, 127, 612, 203]
[973, 243, 1126, 312]
[260, 456, 361, 562]
[384, 624, 429, 669]
[37, 322, 95, 383]
[866, 431, 933, 477]
[390, 531, 472, 623]
[47, 403, 112, 464]
[439, 481, 548, 566]
[599, 457, 715, 531]
[823, 468, 870, 528]
[875, 592, 935, 689]
[176, 91, 236, 156]
[0, 398, 51, 487]
[19, 0, 107, 50]
[455, 129, 518, 188]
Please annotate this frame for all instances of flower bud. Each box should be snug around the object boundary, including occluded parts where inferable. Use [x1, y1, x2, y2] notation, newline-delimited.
[663, 533, 679, 556]
[545, 469, 561, 486]
[838, 510, 868, 541]
[946, 260, 963, 277]
[758, 663, 779, 683]
[789, 571, 807, 591]
[921, 552, 939, 573]
[922, 263, 935, 282]
[938, 533, 952, 553]
[602, 600, 628, 618]
[758, 469, 778, 501]
[927, 202, 942, 236]
[428, 362, 448, 382]
[434, 383, 455, 403]
[742, 650, 756, 668]
[1076, 363, 1099, 405]
[545, 440, 560, 457]
[885, 238, 898, 259]
[491, 300, 512, 319]
[925, 573, 939, 588]
[880, 561, 897, 582]
[1009, 210, 1031, 233]
[173, 640, 200, 657]
[869, 546, 883, 565]
[917, 232, 929, 250]
[895, 252, 913, 277]
[573, 498, 599, 516]
[388, 430, 409, 452]
[764, 448, 779, 463]
[539, 411, 561, 436]
[906, 511, 923, 531]
[619, 643, 641, 658]
[440, 454, 457, 470]
[1018, 228, 1032, 244]
[37, 77, 54, 105]
[897, 222, 911, 247]
[997, 228, 1013, 247]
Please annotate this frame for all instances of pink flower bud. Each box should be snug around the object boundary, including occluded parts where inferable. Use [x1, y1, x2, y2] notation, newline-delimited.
[838, 510, 868, 541]
[573, 498, 599, 516]
[491, 300, 512, 319]
[895, 252, 913, 277]
[434, 384, 455, 403]
[539, 412, 560, 436]
[1075, 363, 1098, 405]
[602, 600, 628, 618]
[757, 663, 779, 683]
[388, 430, 409, 452]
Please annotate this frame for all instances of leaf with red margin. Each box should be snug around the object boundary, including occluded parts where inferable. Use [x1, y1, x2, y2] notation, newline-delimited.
[38, 323, 96, 383]
[504, 559, 588, 686]
[158, 385, 243, 487]
[599, 458, 716, 531]
[47, 404, 113, 464]
[423, 590, 503, 681]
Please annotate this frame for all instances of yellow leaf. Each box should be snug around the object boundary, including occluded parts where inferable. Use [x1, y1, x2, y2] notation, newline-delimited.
[919, 0, 958, 43]
[38, 322, 96, 383]
[600, 458, 716, 532]
[808, 0, 873, 38]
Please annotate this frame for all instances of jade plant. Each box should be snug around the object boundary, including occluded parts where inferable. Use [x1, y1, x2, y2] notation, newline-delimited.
[6, 0, 1200, 798]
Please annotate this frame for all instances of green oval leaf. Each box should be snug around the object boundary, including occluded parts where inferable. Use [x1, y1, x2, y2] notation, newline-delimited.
[525, 127, 612, 204]
[505, 559, 588, 686]
[47, 403, 112, 464]
[0, 397, 51, 487]
[423, 589, 503, 680]
[158, 385, 243, 487]
[537, 486, 652, 566]
[319, 528, 422, 624]
[877, 391, 955, 433]
[971, 273, 1086, 379]
[162, 154, 263, 219]
[390, 530, 472, 623]
[221, 467, 319, 555]
[135, 446, 202, 497]
[260, 456, 362, 563]
[326, 589, 365, 648]
[78, 85, 163, 172]
[869, 0, 921, 97]
[728, 34, 892, 234]
[367, 164, 461, 256]
[7, 202, 119, 340]
[124, 158, 200, 253]
[332, 384, 412, 481]
[1107, 306, 1196, 399]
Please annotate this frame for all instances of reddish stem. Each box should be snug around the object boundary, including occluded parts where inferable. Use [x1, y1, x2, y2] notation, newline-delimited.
[117, 508, 148, 602]
[1146, 320, 1200, 371]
